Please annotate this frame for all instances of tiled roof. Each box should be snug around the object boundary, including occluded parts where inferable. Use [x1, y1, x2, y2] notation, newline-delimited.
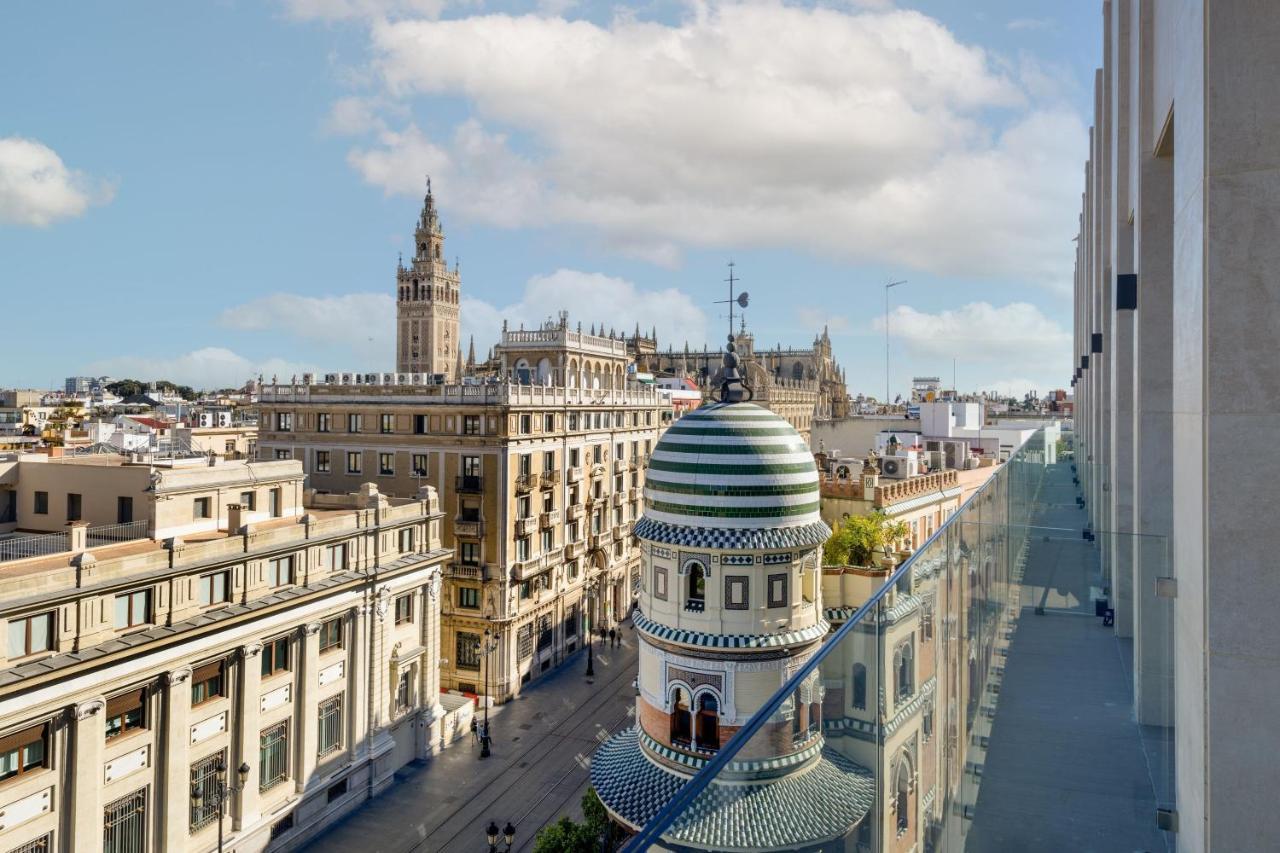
[634, 516, 830, 551]
[592, 727, 875, 849]
[634, 610, 829, 650]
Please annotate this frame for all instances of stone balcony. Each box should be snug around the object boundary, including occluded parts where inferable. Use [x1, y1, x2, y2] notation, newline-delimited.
[453, 519, 484, 539]
[613, 459, 626, 474]
[447, 562, 486, 581]
[873, 470, 959, 507]
[542, 469, 561, 486]
[611, 492, 625, 507]
[515, 516, 537, 537]
[515, 472, 540, 493]
[566, 466, 583, 484]
[566, 504, 585, 521]
[541, 510, 561, 528]
[628, 486, 641, 502]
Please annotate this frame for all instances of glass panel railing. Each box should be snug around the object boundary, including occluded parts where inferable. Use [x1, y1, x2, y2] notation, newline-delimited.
[619, 430, 1175, 852]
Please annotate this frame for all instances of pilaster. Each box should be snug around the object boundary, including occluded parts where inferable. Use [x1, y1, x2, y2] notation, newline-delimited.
[161, 666, 193, 852]
[235, 642, 263, 827]
[296, 621, 321, 790]
[68, 698, 106, 853]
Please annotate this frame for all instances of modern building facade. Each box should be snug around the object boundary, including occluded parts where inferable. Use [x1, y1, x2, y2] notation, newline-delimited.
[256, 370, 663, 703]
[0, 454, 454, 853]
[1072, 2, 1280, 848]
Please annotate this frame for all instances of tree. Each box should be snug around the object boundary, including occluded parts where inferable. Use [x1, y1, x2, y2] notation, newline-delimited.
[533, 788, 620, 853]
[823, 511, 911, 567]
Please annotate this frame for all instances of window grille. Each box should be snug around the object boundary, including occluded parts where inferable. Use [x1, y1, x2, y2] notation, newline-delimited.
[189, 750, 225, 831]
[5, 834, 51, 853]
[259, 721, 289, 791]
[456, 632, 481, 670]
[318, 696, 343, 756]
[103, 788, 147, 853]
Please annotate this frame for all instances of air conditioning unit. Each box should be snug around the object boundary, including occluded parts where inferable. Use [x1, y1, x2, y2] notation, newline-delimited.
[880, 456, 919, 479]
[942, 440, 969, 469]
[926, 450, 945, 471]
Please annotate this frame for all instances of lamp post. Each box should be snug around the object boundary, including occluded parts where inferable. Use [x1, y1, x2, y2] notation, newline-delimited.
[189, 757, 250, 853]
[583, 574, 601, 678]
[486, 820, 516, 852]
[474, 628, 500, 758]
[884, 280, 907, 409]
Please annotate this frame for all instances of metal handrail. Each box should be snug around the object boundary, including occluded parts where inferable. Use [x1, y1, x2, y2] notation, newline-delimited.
[621, 429, 1045, 852]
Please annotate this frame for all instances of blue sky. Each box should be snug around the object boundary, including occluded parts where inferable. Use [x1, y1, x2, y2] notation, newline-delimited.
[0, 1, 1098, 398]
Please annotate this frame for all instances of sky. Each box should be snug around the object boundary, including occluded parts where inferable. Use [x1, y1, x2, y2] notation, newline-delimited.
[0, 1, 1099, 399]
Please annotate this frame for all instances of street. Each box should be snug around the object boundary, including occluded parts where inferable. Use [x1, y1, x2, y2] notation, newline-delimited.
[302, 624, 640, 853]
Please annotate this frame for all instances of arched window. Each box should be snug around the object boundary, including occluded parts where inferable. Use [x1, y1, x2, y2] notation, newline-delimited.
[686, 562, 706, 612]
[514, 359, 532, 385]
[792, 362, 805, 381]
[670, 687, 691, 747]
[894, 757, 911, 834]
[851, 663, 867, 710]
[696, 693, 719, 751]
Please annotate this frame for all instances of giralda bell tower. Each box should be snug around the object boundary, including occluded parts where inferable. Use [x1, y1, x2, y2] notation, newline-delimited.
[396, 178, 461, 378]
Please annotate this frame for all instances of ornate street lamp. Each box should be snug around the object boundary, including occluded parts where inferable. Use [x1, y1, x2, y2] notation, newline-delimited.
[190, 758, 250, 853]
[583, 575, 601, 678]
[474, 628, 501, 758]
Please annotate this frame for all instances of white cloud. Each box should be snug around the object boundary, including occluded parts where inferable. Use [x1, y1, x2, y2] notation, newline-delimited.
[88, 347, 318, 390]
[325, 2, 1083, 289]
[0, 136, 114, 227]
[461, 269, 707, 354]
[218, 292, 395, 364]
[870, 298, 1070, 371]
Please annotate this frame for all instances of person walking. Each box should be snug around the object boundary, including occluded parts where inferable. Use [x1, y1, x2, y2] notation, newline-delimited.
[470, 716, 478, 745]
[609, 627, 617, 648]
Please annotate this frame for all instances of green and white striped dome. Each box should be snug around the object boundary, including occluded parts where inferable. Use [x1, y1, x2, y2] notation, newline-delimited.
[642, 402, 821, 531]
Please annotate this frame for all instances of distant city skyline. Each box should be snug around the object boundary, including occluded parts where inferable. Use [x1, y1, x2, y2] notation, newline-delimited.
[0, 1, 1099, 397]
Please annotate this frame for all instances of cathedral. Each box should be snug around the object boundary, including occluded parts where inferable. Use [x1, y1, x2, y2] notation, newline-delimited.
[395, 179, 462, 379]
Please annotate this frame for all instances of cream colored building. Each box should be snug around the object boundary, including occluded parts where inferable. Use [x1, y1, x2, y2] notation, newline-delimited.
[395, 180, 461, 379]
[256, 366, 663, 703]
[815, 456, 964, 553]
[0, 455, 455, 853]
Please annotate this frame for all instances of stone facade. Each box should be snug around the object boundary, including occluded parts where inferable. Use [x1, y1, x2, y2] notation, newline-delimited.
[395, 180, 461, 379]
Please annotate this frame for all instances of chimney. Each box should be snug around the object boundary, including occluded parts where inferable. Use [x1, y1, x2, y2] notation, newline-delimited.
[226, 503, 245, 534]
[67, 520, 90, 553]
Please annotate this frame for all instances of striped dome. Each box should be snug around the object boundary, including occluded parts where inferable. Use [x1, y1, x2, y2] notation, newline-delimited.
[643, 402, 821, 531]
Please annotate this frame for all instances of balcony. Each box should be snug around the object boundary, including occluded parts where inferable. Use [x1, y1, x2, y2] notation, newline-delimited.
[590, 463, 606, 479]
[515, 472, 540, 493]
[611, 525, 627, 542]
[628, 486, 641, 502]
[611, 491, 625, 507]
[541, 468, 561, 486]
[455, 475, 483, 494]
[566, 466, 583, 484]
[446, 562, 486, 581]
[566, 504, 585, 521]
[514, 516, 537, 537]
[604, 432, 1176, 853]
[564, 541, 583, 559]
[540, 509, 561, 528]
[613, 458, 626, 474]
[453, 519, 484, 538]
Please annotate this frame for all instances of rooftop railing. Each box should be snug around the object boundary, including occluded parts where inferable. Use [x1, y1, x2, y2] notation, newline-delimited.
[618, 429, 1174, 853]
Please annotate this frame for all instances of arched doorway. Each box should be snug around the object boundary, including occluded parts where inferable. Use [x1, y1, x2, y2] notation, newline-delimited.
[670, 687, 692, 747]
[695, 693, 719, 751]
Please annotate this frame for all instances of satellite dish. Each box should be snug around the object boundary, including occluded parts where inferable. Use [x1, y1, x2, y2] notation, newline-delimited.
[737, 292, 750, 308]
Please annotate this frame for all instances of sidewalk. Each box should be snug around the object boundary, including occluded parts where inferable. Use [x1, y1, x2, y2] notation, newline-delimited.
[303, 625, 640, 853]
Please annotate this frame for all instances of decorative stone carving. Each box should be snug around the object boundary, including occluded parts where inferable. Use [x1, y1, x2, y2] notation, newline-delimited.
[375, 585, 392, 618]
[242, 641, 263, 659]
[668, 666, 723, 694]
[165, 666, 193, 686]
[74, 698, 105, 720]
[304, 621, 322, 636]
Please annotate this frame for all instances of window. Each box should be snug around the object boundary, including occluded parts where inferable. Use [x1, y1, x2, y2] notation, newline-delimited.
[380, 413, 393, 434]
[318, 696, 343, 756]
[105, 689, 146, 740]
[319, 617, 343, 653]
[268, 556, 294, 587]
[515, 537, 530, 561]
[462, 455, 481, 477]
[412, 454, 428, 476]
[346, 451, 361, 474]
[459, 542, 480, 565]
[275, 412, 293, 431]
[347, 413, 361, 433]
[517, 495, 531, 519]
[316, 450, 331, 473]
[767, 573, 789, 608]
[413, 414, 428, 435]
[567, 561, 579, 581]
[398, 527, 415, 553]
[686, 562, 706, 610]
[324, 544, 347, 571]
[568, 520, 580, 542]
[66, 493, 82, 522]
[190, 750, 225, 830]
[198, 571, 230, 606]
[518, 454, 532, 477]
[566, 603, 579, 636]
[568, 447, 580, 467]
[616, 442, 624, 461]
[114, 589, 152, 629]
[542, 491, 554, 513]
[259, 721, 289, 791]
[7, 834, 51, 853]
[326, 777, 348, 804]
[544, 414, 555, 432]
[274, 449, 291, 461]
[318, 412, 331, 433]
[0, 723, 47, 784]
[725, 576, 748, 610]
[394, 594, 413, 625]
[516, 623, 533, 659]
[33, 491, 48, 515]
[592, 445, 602, 464]
[395, 670, 411, 710]
[261, 636, 290, 678]
[568, 413, 579, 431]
[519, 414, 531, 434]
[6, 611, 53, 659]
[458, 587, 480, 609]
[540, 528, 553, 553]
[537, 614, 553, 650]
[654, 566, 667, 601]
[191, 661, 225, 707]
[193, 497, 211, 520]
[117, 496, 133, 524]
[456, 632, 481, 670]
[851, 663, 867, 710]
[104, 788, 147, 853]
[379, 453, 394, 476]
[463, 415, 480, 435]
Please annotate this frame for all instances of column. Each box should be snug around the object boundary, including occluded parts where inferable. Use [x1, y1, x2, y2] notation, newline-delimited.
[160, 667, 193, 852]
[347, 605, 369, 763]
[296, 621, 321, 791]
[68, 698, 106, 853]
[234, 642, 263, 828]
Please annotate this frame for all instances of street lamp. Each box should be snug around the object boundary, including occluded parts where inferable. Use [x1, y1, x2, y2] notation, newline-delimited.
[884, 280, 907, 409]
[189, 757, 250, 853]
[474, 628, 501, 758]
[583, 574, 602, 678]
[486, 820, 516, 852]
